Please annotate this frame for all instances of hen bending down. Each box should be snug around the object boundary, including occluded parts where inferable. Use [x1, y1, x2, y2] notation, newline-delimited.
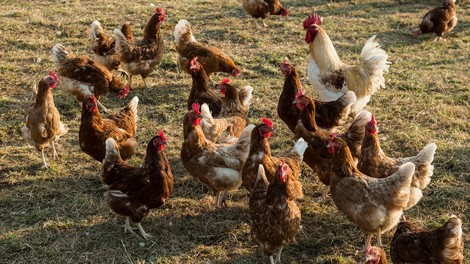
[52, 44, 130, 112]
[390, 215, 464, 263]
[411, 0, 457, 41]
[102, 131, 173, 239]
[303, 12, 390, 114]
[22, 71, 69, 168]
[250, 164, 302, 264]
[114, 7, 166, 88]
[181, 103, 255, 208]
[242, 0, 288, 27]
[174, 19, 241, 78]
[358, 114, 437, 208]
[79, 95, 138, 163]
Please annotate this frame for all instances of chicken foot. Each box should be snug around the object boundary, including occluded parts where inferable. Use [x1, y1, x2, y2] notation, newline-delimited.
[275, 246, 284, 263]
[136, 223, 152, 240]
[41, 148, 48, 168]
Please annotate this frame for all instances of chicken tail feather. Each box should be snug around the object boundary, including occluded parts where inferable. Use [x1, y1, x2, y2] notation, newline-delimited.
[239, 85, 254, 109]
[359, 35, 391, 94]
[52, 44, 71, 66]
[201, 103, 214, 124]
[90, 20, 104, 41]
[174, 19, 195, 45]
[292, 138, 308, 163]
[103, 138, 120, 171]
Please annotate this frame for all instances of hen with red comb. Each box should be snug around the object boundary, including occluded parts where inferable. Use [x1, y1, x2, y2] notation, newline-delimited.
[22, 72, 69, 168]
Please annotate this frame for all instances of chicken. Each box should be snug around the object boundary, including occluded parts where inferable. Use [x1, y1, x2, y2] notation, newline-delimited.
[173, 19, 242, 77]
[411, 0, 458, 41]
[390, 215, 464, 263]
[218, 78, 253, 117]
[199, 79, 252, 144]
[242, 117, 308, 193]
[294, 104, 371, 197]
[365, 246, 388, 264]
[181, 103, 255, 208]
[114, 7, 166, 88]
[327, 134, 416, 249]
[242, 0, 288, 27]
[52, 44, 130, 112]
[358, 114, 437, 208]
[90, 20, 134, 71]
[79, 95, 138, 163]
[250, 163, 302, 264]
[303, 12, 390, 114]
[102, 130, 173, 239]
[186, 57, 224, 116]
[21, 71, 69, 168]
[278, 58, 356, 132]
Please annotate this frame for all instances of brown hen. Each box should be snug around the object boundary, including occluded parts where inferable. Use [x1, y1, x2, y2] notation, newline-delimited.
[22, 71, 69, 168]
[79, 95, 138, 163]
[102, 131, 173, 239]
[250, 163, 302, 264]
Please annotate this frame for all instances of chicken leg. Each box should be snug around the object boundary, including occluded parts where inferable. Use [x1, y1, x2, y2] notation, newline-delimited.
[365, 233, 372, 251]
[51, 141, 58, 160]
[275, 246, 284, 263]
[124, 217, 137, 235]
[376, 227, 383, 248]
[41, 148, 48, 168]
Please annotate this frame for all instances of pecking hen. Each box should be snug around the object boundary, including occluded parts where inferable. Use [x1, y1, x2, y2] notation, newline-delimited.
[390, 215, 464, 263]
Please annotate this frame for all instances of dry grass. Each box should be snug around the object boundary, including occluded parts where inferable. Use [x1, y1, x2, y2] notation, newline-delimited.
[0, 0, 469, 263]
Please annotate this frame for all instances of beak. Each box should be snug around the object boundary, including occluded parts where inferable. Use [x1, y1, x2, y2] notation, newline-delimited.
[365, 256, 373, 261]
[293, 99, 300, 104]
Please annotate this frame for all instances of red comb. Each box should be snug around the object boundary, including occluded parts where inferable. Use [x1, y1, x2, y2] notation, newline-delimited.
[158, 130, 167, 141]
[191, 56, 198, 64]
[303, 12, 323, 29]
[220, 78, 230, 85]
[262, 117, 273, 128]
[331, 133, 337, 140]
[370, 114, 376, 126]
[192, 103, 201, 114]
[295, 88, 305, 99]
[156, 7, 164, 14]
[49, 71, 58, 80]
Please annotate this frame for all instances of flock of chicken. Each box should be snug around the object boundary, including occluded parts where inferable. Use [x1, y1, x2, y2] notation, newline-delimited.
[20, 0, 463, 263]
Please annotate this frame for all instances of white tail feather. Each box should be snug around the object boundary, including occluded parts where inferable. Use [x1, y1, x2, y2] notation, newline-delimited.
[239, 85, 254, 108]
[360, 35, 391, 93]
[173, 19, 195, 44]
[90, 20, 102, 40]
[292, 138, 308, 163]
[417, 143, 437, 164]
[201, 103, 214, 123]
[52, 44, 70, 66]
[108, 190, 128, 198]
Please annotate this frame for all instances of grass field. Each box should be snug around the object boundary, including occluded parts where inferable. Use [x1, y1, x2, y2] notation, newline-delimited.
[0, 0, 469, 263]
